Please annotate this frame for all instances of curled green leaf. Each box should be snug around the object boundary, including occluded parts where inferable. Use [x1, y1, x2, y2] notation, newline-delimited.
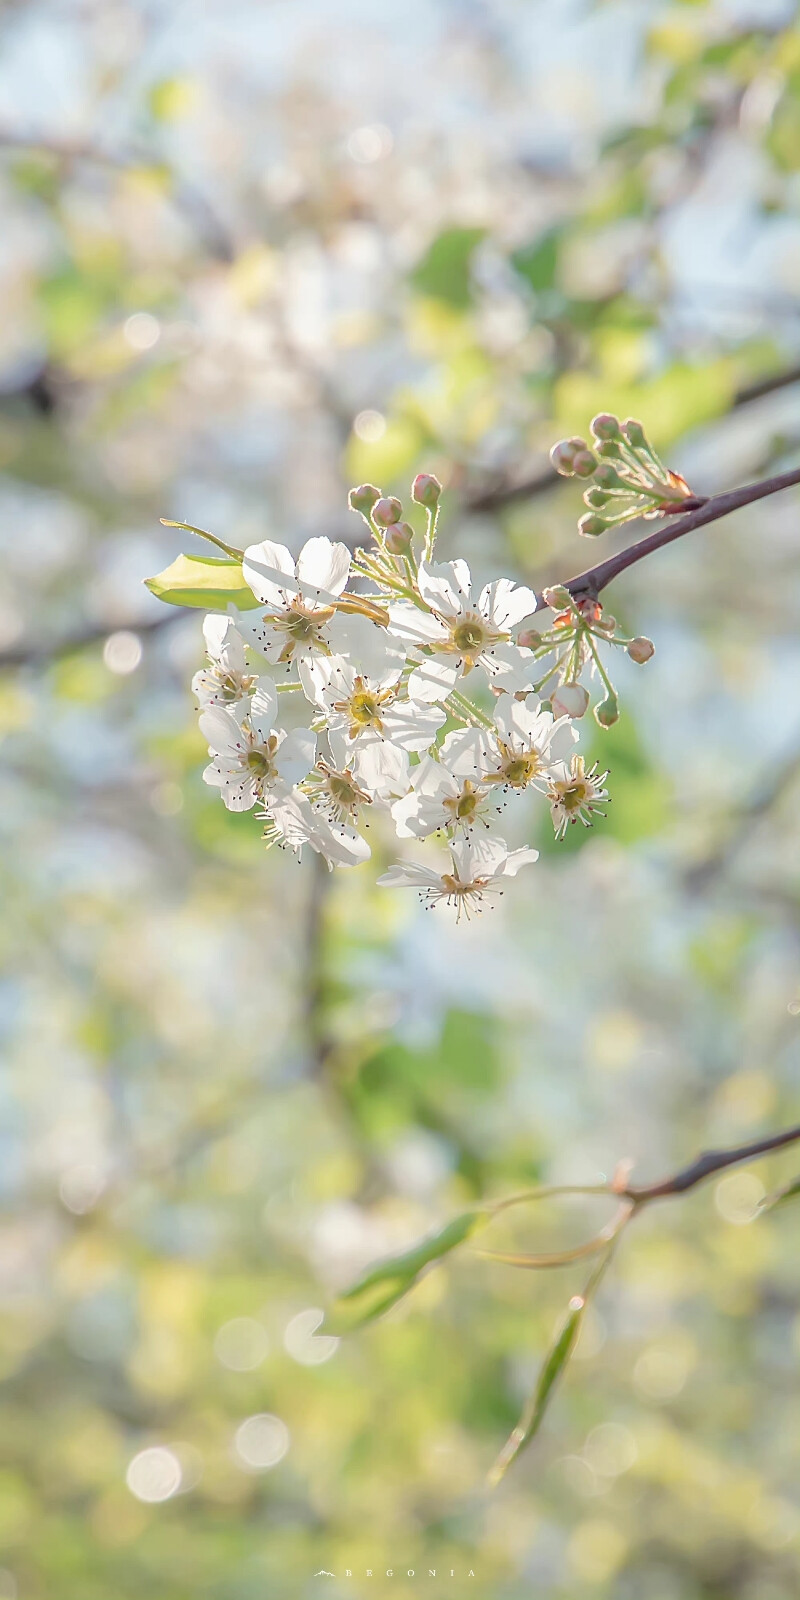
[144, 552, 261, 610]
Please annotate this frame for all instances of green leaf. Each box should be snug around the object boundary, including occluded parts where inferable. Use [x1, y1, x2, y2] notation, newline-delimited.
[144, 553, 260, 610]
[488, 1293, 586, 1485]
[326, 1210, 487, 1333]
[410, 227, 486, 310]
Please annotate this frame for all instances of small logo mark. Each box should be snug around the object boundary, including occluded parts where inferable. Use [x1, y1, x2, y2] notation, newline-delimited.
[314, 1573, 336, 1579]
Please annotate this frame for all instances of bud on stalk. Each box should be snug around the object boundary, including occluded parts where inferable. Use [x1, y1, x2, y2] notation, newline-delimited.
[384, 521, 414, 555]
[411, 473, 442, 509]
[594, 692, 619, 728]
[627, 636, 655, 663]
[550, 683, 590, 719]
[348, 483, 381, 518]
[372, 496, 403, 528]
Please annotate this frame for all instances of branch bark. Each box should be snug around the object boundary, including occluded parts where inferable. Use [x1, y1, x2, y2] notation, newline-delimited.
[548, 465, 800, 608]
[624, 1123, 800, 1203]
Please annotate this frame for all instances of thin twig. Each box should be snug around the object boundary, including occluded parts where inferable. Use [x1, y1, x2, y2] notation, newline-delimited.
[624, 1123, 800, 1203]
[0, 611, 182, 669]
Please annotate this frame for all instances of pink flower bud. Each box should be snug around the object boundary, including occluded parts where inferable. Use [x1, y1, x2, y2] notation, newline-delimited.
[549, 440, 578, 476]
[627, 636, 655, 663]
[550, 683, 589, 719]
[516, 628, 540, 650]
[348, 483, 381, 517]
[384, 521, 414, 554]
[411, 473, 442, 509]
[372, 496, 403, 528]
[572, 450, 597, 479]
[591, 413, 622, 442]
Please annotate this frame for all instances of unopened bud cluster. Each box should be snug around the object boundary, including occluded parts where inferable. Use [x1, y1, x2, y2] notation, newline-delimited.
[550, 413, 696, 535]
[535, 584, 654, 730]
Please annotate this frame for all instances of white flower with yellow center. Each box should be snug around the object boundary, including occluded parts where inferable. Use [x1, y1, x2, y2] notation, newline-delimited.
[391, 730, 497, 839]
[378, 834, 539, 922]
[300, 653, 445, 752]
[481, 694, 579, 793]
[240, 535, 352, 667]
[388, 559, 538, 702]
[302, 731, 408, 832]
[192, 614, 257, 710]
[199, 683, 316, 812]
[547, 755, 610, 840]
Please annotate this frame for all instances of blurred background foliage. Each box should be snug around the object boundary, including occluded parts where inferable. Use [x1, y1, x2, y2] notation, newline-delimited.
[1, 0, 800, 1596]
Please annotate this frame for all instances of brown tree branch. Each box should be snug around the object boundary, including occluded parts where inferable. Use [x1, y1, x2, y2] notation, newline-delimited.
[624, 1123, 800, 1203]
[0, 611, 181, 670]
[549, 465, 800, 608]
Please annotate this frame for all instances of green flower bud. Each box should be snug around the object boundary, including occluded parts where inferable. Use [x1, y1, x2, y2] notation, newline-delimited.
[594, 462, 626, 489]
[591, 413, 622, 442]
[572, 450, 598, 479]
[384, 521, 414, 554]
[585, 486, 611, 508]
[348, 483, 381, 518]
[372, 496, 403, 528]
[622, 418, 646, 449]
[411, 473, 442, 509]
[596, 440, 623, 460]
[578, 512, 608, 538]
[594, 692, 619, 727]
[627, 635, 655, 663]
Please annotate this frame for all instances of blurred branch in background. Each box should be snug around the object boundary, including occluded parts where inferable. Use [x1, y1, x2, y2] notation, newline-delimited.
[0, 128, 236, 261]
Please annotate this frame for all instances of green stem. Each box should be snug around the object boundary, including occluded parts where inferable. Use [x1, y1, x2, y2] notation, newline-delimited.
[160, 518, 243, 559]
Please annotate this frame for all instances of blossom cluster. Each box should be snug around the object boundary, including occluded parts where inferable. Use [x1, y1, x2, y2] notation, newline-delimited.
[183, 472, 624, 918]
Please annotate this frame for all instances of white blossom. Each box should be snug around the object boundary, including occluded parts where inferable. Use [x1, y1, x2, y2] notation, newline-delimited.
[192, 614, 256, 709]
[199, 683, 315, 812]
[240, 536, 352, 667]
[378, 835, 539, 921]
[391, 731, 497, 839]
[481, 695, 578, 792]
[547, 755, 610, 839]
[388, 559, 538, 701]
[300, 653, 445, 752]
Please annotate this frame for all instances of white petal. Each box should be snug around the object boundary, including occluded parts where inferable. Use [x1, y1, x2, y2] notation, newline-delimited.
[440, 727, 494, 779]
[328, 612, 404, 683]
[417, 559, 472, 617]
[275, 727, 317, 786]
[478, 578, 537, 630]
[352, 741, 410, 801]
[242, 540, 297, 607]
[198, 705, 248, 758]
[387, 602, 449, 649]
[450, 832, 509, 879]
[480, 642, 537, 692]
[381, 701, 446, 751]
[296, 537, 351, 603]
[499, 846, 540, 877]
[249, 678, 278, 737]
[406, 656, 460, 703]
[377, 860, 444, 890]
